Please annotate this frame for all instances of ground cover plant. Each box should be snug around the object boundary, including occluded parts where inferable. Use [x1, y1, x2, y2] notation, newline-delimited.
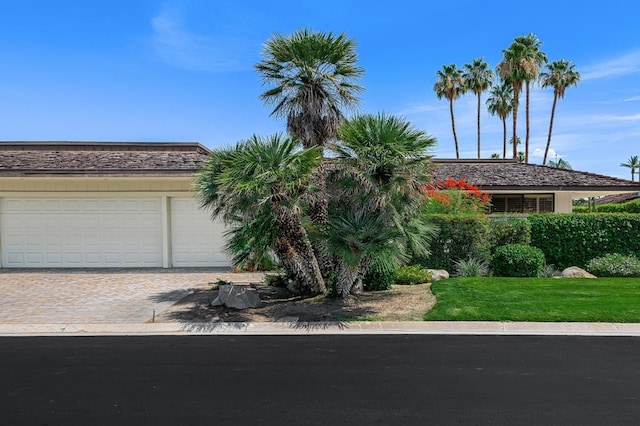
[586, 254, 640, 277]
[425, 277, 640, 322]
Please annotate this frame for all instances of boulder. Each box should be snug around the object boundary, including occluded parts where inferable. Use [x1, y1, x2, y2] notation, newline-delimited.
[428, 269, 449, 281]
[211, 284, 262, 309]
[560, 267, 597, 279]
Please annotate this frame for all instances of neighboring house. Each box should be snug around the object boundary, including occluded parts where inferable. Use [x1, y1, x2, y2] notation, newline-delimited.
[0, 141, 229, 268]
[433, 159, 640, 213]
[595, 192, 640, 205]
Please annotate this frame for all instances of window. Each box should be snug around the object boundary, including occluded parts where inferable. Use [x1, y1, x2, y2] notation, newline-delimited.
[491, 194, 554, 213]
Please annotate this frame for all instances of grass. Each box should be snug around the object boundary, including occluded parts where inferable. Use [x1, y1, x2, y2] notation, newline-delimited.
[425, 277, 640, 322]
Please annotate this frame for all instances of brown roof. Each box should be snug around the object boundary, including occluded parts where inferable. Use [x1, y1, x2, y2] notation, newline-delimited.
[0, 142, 211, 176]
[433, 159, 640, 191]
[595, 192, 640, 204]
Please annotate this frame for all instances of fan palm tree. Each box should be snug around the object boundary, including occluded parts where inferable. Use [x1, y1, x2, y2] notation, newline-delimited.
[497, 35, 546, 161]
[434, 64, 466, 158]
[547, 158, 572, 169]
[463, 58, 494, 158]
[515, 34, 547, 163]
[255, 28, 365, 277]
[255, 29, 364, 150]
[621, 155, 640, 181]
[195, 134, 327, 295]
[486, 81, 513, 159]
[540, 60, 581, 165]
[328, 113, 438, 296]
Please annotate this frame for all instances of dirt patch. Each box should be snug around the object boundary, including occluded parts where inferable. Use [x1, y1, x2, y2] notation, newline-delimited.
[154, 283, 436, 323]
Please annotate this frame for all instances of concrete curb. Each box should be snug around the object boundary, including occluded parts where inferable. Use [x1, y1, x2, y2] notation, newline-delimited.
[2, 321, 640, 337]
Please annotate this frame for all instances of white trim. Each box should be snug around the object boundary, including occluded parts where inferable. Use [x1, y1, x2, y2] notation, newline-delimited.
[161, 196, 171, 268]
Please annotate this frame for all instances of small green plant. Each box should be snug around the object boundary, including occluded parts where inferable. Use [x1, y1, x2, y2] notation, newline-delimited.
[492, 244, 545, 277]
[364, 255, 397, 291]
[538, 264, 559, 278]
[586, 254, 640, 277]
[453, 257, 489, 277]
[264, 273, 289, 288]
[394, 265, 433, 285]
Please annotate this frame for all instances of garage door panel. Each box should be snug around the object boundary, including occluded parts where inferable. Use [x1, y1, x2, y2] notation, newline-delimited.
[171, 198, 230, 267]
[1, 198, 163, 268]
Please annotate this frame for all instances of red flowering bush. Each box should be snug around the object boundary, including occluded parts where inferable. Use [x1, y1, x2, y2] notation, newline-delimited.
[423, 177, 490, 214]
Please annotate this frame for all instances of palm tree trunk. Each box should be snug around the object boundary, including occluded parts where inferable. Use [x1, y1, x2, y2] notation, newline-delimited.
[449, 99, 459, 158]
[512, 92, 519, 159]
[502, 117, 507, 159]
[272, 204, 326, 295]
[335, 261, 360, 298]
[525, 82, 531, 163]
[476, 93, 481, 158]
[543, 94, 559, 165]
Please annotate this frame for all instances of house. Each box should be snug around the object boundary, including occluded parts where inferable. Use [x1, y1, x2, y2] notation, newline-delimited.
[2, 143, 639, 269]
[0, 141, 229, 268]
[595, 192, 640, 205]
[433, 159, 640, 213]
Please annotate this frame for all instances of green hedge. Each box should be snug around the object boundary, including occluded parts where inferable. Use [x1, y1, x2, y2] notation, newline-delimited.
[417, 214, 488, 271]
[492, 244, 545, 277]
[529, 214, 640, 269]
[574, 198, 640, 213]
[487, 216, 531, 254]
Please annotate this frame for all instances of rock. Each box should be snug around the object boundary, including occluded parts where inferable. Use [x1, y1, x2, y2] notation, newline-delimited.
[210, 284, 262, 309]
[560, 267, 597, 279]
[428, 269, 449, 281]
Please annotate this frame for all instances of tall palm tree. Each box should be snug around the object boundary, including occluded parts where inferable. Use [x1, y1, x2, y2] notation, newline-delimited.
[463, 58, 494, 158]
[540, 60, 580, 165]
[255, 29, 364, 277]
[497, 34, 546, 161]
[621, 155, 640, 181]
[328, 113, 438, 296]
[486, 81, 513, 159]
[434, 64, 466, 158]
[195, 134, 327, 295]
[515, 34, 547, 163]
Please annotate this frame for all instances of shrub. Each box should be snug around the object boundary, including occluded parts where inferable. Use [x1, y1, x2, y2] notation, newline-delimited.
[453, 257, 489, 277]
[364, 255, 397, 291]
[416, 214, 489, 271]
[529, 214, 640, 269]
[538, 264, 559, 278]
[487, 216, 531, 254]
[492, 244, 545, 277]
[394, 265, 433, 285]
[586, 254, 640, 277]
[574, 198, 640, 214]
[423, 178, 490, 214]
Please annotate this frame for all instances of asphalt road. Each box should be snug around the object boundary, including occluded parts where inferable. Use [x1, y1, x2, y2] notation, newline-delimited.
[1, 335, 639, 425]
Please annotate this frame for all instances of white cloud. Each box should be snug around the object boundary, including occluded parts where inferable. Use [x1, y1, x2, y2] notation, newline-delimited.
[150, 7, 249, 72]
[624, 95, 640, 102]
[581, 51, 640, 81]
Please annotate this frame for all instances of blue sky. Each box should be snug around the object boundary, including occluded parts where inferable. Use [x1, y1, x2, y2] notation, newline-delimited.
[1, 0, 639, 179]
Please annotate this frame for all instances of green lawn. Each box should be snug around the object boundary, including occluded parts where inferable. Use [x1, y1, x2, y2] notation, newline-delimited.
[425, 277, 640, 322]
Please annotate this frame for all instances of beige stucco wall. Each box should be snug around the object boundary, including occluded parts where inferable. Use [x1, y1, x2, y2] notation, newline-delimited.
[0, 176, 195, 194]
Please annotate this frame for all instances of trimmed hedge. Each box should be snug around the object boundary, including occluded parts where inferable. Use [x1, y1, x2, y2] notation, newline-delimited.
[492, 244, 545, 277]
[487, 216, 531, 254]
[586, 253, 640, 277]
[574, 198, 640, 214]
[529, 214, 640, 269]
[417, 214, 489, 271]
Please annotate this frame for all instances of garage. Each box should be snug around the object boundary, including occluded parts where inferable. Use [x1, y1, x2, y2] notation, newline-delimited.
[1, 198, 163, 267]
[170, 197, 229, 267]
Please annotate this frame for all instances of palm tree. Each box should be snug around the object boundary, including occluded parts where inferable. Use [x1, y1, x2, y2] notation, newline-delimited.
[328, 113, 438, 296]
[621, 155, 640, 181]
[255, 29, 364, 150]
[497, 34, 546, 161]
[540, 60, 581, 165]
[195, 134, 327, 295]
[548, 158, 572, 169]
[434, 64, 466, 158]
[463, 58, 494, 158]
[515, 34, 547, 163]
[255, 29, 365, 277]
[486, 81, 513, 159]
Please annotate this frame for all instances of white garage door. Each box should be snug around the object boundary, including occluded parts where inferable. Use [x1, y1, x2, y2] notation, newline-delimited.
[1, 198, 163, 267]
[171, 198, 230, 267]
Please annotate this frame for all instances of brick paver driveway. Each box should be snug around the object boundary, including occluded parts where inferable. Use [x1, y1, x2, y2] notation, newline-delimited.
[0, 269, 265, 324]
